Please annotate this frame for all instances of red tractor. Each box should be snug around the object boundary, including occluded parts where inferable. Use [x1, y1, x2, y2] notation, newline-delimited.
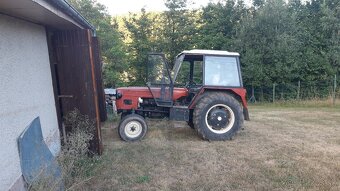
[115, 50, 249, 141]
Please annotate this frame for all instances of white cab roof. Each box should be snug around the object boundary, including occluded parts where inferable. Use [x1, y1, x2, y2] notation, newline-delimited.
[179, 49, 240, 57]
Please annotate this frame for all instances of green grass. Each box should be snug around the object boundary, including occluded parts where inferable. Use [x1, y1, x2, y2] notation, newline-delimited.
[136, 175, 151, 184]
[249, 98, 340, 109]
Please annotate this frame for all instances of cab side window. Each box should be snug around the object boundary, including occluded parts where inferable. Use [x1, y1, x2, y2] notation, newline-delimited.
[204, 56, 240, 87]
[176, 61, 190, 85]
[193, 61, 203, 84]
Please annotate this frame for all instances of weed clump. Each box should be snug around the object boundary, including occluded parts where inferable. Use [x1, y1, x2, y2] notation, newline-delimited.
[58, 109, 96, 189]
[29, 109, 99, 191]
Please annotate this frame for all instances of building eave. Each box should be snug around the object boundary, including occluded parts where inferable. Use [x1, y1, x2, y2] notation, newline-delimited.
[0, 0, 95, 35]
[44, 0, 96, 35]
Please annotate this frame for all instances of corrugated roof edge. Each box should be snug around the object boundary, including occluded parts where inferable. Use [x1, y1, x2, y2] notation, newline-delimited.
[45, 0, 96, 36]
[178, 49, 240, 57]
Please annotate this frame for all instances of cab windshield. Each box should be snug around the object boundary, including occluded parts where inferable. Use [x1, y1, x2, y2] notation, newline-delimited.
[172, 54, 185, 82]
[147, 54, 171, 85]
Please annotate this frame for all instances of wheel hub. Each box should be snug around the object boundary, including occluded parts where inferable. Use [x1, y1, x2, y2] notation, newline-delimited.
[208, 109, 229, 130]
[204, 103, 235, 134]
[125, 121, 142, 138]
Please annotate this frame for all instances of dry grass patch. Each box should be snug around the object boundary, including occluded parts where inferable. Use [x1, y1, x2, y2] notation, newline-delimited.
[82, 106, 339, 191]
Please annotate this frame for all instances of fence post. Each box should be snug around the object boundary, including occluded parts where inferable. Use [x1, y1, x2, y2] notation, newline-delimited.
[252, 86, 256, 103]
[333, 74, 337, 106]
[273, 83, 276, 103]
[297, 80, 300, 100]
[248, 85, 257, 103]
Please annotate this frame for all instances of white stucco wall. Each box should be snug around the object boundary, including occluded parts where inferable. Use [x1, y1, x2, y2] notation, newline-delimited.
[0, 14, 61, 190]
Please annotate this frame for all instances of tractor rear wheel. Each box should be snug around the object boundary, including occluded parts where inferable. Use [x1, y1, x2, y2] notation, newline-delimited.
[193, 92, 243, 141]
[118, 114, 148, 142]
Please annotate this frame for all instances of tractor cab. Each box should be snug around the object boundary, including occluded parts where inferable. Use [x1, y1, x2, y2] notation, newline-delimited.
[146, 50, 244, 107]
[175, 50, 243, 88]
[115, 49, 249, 142]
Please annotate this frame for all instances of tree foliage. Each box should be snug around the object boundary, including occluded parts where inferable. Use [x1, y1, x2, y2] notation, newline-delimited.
[123, 9, 158, 85]
[68, 0, 128, 87]
[160, 0, 198, 67]
[70, 0, 339, 99]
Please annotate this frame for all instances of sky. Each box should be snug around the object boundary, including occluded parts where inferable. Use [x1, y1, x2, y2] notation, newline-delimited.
[96, 0, 222, 16]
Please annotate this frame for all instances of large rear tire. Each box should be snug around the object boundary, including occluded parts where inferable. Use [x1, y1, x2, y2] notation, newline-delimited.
[118, 114, 148, 142]
[193, 92, 243, 141]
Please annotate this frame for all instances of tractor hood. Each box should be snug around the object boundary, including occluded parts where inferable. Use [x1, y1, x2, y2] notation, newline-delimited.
[115, 87, 189, 110]
[116, 87, 188, 101]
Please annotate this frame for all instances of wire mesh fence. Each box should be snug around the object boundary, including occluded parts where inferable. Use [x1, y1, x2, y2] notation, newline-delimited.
[246, 74, 339, 105]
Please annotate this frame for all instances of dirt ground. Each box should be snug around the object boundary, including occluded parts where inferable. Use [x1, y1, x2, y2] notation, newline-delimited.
[84, 106, 340, 191]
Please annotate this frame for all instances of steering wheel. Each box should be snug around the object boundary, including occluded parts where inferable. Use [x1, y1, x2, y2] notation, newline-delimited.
[185, 80, 197, 89]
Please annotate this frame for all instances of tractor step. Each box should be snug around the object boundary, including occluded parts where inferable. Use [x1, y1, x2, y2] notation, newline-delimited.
[169, 106, 189, 121]
[155, 99, 173, 107]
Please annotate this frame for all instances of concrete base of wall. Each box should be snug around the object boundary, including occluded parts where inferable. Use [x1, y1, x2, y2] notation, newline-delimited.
[8, 175, 26, 191]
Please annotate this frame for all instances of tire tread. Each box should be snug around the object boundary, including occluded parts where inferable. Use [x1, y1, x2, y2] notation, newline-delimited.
[193, 92, 244, 141]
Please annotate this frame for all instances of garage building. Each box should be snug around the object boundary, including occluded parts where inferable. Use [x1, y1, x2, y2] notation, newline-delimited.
[0, 0, 106, 190]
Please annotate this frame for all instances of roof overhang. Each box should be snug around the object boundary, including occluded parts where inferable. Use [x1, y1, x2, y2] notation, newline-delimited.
[0, 0, 94, 32]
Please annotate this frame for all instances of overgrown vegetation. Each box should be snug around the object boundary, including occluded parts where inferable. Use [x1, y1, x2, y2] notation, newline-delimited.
[29, 109, 100, 191]
[59, 109, 98, 189]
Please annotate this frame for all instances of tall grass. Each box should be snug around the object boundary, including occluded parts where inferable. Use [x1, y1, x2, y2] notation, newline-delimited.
[29, 109, 101, 191]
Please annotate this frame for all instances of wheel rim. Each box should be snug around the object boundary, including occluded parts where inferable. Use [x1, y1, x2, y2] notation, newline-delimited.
[124, 121, 143, 138]
[205, 104, 235, 134]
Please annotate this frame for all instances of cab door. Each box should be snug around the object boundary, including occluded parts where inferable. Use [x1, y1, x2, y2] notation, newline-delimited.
[147, 53, 173, 107]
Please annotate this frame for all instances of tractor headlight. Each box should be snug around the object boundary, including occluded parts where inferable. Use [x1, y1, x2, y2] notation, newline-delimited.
[138, 97, 143, 108]
[116, 92, 122, 99]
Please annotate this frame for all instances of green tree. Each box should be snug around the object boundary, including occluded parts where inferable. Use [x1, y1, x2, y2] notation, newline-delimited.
[198, 0, 246, 50]
[160, 0, 198, 67]
[320, 0, 340, 74]
[123, 8, 157, 85]
[68, 0, 128, 87]
[235, 0, 300, 99]
[289, 0, 334, 97]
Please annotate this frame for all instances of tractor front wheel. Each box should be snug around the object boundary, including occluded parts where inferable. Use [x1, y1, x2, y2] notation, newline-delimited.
[193, 92, 243, 141]
[118, 114, 148, 142]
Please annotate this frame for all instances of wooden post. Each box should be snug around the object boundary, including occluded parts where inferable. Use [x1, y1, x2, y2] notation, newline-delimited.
[87, 29, 103, 155]
[297, 80, 300, 100]
[273, 83, 276, 103]
[333, 74, 337, 106]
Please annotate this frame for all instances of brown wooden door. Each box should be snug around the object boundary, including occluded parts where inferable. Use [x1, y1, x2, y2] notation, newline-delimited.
[53, 29, 104, 154]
